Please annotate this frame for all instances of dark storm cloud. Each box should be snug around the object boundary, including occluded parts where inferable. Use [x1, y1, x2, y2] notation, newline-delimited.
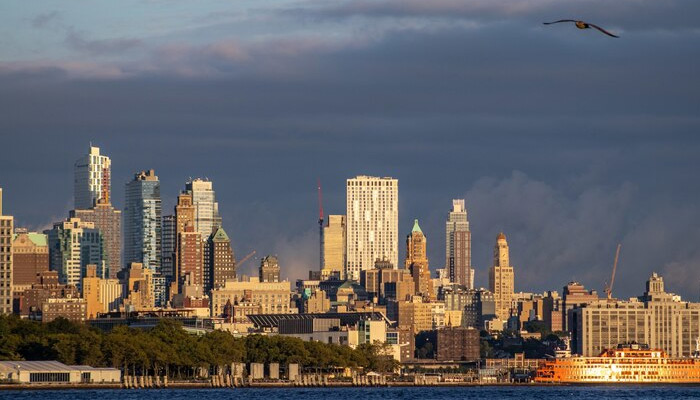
[296, 0, 700, 32]
[31, 10, 59, 29]
[65, 28, 142, 56]
[1, 13, 699, 298]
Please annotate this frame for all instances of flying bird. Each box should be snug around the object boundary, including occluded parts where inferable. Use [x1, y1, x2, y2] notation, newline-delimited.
[543, 20, 619, 38]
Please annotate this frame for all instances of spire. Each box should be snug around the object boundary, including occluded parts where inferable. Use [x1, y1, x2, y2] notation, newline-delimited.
[497, 232, 506, 241]
[412, 219, 423, 234]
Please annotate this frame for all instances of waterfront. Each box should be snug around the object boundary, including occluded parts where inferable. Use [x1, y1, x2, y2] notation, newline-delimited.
[2, 387, 700, 400]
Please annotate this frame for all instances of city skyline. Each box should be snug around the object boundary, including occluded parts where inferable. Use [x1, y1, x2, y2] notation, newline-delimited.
[1, 1, 700, 300]
[0, 143, 697, 301]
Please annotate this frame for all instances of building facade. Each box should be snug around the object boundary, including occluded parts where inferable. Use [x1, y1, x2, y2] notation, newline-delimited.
[210, 277, 292, 317]
[405, 219, 433, 300]
[46, 218, 104, 290]
[259, 255, 280, 283]
[445, 199, 473, 288]
[185, 178, 222, 240]
[74, 145, 111, 209]
[345, 176, 398, 281]
[436, 326, 480, 362]
[11, 230, 48, 293]
[161, 215, 176, 282]
[488, 232, 514, 325]
[178, 225, 203, 287]
[70, 203, 121, 279]
[0, 188, 13, 314]
[205, 227, 236, 291]
[574, 273, 700, 358]
[322, 215, 346, 279]
[124, 169, 162, 273]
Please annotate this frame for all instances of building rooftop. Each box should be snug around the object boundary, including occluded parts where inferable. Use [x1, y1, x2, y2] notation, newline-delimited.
[248, 311, 389, 329]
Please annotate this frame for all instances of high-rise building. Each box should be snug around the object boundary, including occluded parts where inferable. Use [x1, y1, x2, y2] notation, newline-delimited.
[172, 193, 196, 296]
[446, 199, 473, 288]
[345, 176, 398, 281]
[177, 224, 203, 287]
[185, 178, 222, 240]
[0, 188, 14, 314]
[70, 203, 121, 279]
[205, 227, 236, 291]
[259, 255, 280, 283]
[405, 219, 434, 300]
[74, 145, 111, 209]
[489, 232, 514, 325]
[46, 217, 104, 291]
[11, 229, 49, 293]
[321, 215, 346, 280]
[124, 170, 162, 272]
[161, 215, 176, 281]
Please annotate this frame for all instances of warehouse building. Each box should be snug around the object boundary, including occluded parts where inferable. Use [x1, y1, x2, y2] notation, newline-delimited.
[0, 361, 121, 384]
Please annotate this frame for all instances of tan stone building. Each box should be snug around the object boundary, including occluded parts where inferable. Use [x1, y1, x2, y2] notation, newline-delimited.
[211, 277, 292, 317]
[397, 296, 433, 334]
[123, 262, 154, 311]
[573, 273, 700, 357]
[0, 188, 13, 315]
[405, 219, 434, 301]
[321, 215, 346, 280]
[82, 264, 123, 319]
[489, 232, 514, 325]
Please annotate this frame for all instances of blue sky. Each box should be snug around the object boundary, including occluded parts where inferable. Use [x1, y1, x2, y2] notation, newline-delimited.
[1, 0, 700, 299]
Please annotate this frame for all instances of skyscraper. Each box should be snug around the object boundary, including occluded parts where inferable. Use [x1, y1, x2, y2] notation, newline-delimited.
[205, 227, 236, 291]
[74, 145, 111, 209]
[70, 204, 121, 279]
[124, 170, 162, 272]
[322, 215, 346, 279]
[185, 178, 222, 240]
[446, 199, 473, 288]
[489, 232, 515, 324]
[161, 215, 176, 281]
[72, 145, 121, 278]
[346, 175, 398, 281]
[0, 188, 13, 314]
[46, 217, 104, 290]
[405, 219, 433, 300]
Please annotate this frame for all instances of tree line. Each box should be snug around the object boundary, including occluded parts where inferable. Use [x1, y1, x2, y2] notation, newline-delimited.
[0, 315, 398, 378]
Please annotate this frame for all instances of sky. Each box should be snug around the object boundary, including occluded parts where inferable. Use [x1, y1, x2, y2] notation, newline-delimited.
[1, 0, 699, 300]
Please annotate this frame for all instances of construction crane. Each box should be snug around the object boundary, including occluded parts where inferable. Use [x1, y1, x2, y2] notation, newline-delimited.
[237, 250, 256, 268]
[604, 244, 622, 300]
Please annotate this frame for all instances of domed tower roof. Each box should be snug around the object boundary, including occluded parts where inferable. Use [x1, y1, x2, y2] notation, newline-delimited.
[497, 232, 506, 241]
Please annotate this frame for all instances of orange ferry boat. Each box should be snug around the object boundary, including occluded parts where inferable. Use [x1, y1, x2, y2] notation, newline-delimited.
[535, 343, 700, 383]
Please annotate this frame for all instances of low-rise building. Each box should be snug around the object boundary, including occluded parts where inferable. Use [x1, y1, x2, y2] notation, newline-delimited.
[41, 296, 87, 323]
[0, 361, 120, 384]
[211, 277, 292, 317]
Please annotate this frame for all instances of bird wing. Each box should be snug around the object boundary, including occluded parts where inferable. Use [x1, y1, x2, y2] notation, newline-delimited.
[588, 23, 619, 38]
[543, 20, 576, 25]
